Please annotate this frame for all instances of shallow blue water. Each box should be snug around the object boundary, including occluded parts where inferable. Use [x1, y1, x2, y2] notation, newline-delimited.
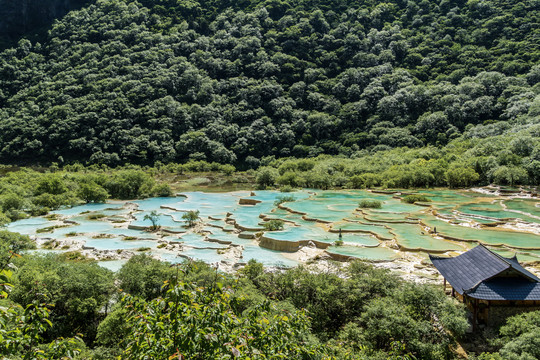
[84, 237, 157, 250]
[8, 189, 540, 269]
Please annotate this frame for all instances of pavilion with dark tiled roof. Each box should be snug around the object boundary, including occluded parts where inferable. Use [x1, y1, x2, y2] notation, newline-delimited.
[430, 244, 540, 329]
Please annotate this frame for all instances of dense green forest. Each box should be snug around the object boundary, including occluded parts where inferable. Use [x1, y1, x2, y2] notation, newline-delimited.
[2, 252, 539, 359]
[1, 0, 540, 358]
[0, 0, 91, 48]
[0, 0, 538, 177]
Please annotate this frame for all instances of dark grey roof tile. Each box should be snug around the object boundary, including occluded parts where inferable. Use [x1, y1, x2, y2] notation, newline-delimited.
[430, 245, 539, 296]
[467, 278, 540, 301]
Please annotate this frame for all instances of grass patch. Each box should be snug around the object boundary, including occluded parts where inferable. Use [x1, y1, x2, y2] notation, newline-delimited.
[123, 236, 138, 241]
[92, 233, 114, 239]
[44, 214, 61, 220]
[358, 199, 382, 209]
[136, 247, 152, 252]
[87, 213, 106, 220]
[232, 175, 250, 183]
[157, 243, 167, 249]
[36, 225, 70, 233]
[65, 231, 79, 237]
[186, 177, 211, 186]
[402, 194, 431, 204]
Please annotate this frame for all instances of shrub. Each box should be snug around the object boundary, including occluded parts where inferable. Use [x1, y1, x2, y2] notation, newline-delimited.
[402, 194, 431, 204]
[255, 167, 279, 188]
[120, 275, 321, 359]
[116, 254, 176, 300]
[263, 219, 285, 231]
[221, 164, 236, 175]
[274, 195, 296, 206]
[276, 171, 302, 187]
[78, 182, 109, 203]
[11, 254, 114, 342]
[152, 183, 173, 197]
[445, 166, 480, 188]
[358, 199, 382, 208]
[104, 170, 155, 199]
[0, 230, 35, 265]
[182, 210, 200, 227]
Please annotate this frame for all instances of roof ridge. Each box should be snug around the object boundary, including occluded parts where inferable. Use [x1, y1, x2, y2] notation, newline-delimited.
[480, 244, 512, 266]
[477, 244, 539, 283]
[464, 280, 484, 294]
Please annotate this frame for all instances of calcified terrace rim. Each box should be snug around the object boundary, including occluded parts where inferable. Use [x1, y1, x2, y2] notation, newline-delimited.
[8, 188, 540, 269]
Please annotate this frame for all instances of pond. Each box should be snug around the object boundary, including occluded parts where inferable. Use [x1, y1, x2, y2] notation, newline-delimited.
[7, 189, 540, 270]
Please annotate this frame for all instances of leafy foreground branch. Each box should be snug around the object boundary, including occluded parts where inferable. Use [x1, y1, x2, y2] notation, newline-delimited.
[0, 268, 83, 359]
[121, 276, 320, 359]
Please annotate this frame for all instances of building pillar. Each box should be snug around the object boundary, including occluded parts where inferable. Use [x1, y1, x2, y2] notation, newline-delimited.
[485, 302, 490, 327]
[472, 298, 478, 332]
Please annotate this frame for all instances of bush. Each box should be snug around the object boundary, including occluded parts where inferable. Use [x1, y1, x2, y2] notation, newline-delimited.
[402, 194, 431, 203]
[445, 166, 480, 188]
[152, 183, 173, 197]
[182, 210, 200, 227]
[11, 254, 115, 342]
[0, 230, 35, 266]
[348, 175, 366, 189]
[116, 254, 176, 300]
[78, 182, 109, 203]
[120, 274, 321, 359]
[104, 170, 155, 199]
[358, 199, 382, 208]
[221, 164, 236, 175]
[263, 219, 285, 231]
[480, 310, 540, 360]
[255, 167, 279, 188]
[274, 195, 295, 206]
[280, 185, 294, 192]
[277, 171, 302, 187]
[358, 283, 467, 359]
[0, 211, 10, 226]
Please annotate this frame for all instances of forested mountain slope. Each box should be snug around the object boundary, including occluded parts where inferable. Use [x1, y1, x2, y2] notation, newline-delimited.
[0, 0, 538, 165]
[0, 0, 91, 47]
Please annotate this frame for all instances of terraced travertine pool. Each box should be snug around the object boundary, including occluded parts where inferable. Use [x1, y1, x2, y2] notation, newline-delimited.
[7, 189, 540, 272]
